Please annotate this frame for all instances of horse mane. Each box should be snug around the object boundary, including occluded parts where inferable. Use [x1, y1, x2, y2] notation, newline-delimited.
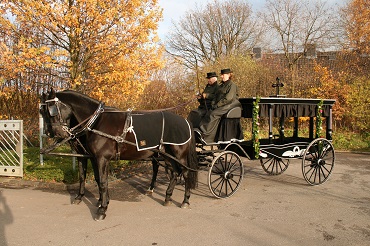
[56, 89, 175, 113]
[58, 90, 101, 104]
[57, 90, 119, 111]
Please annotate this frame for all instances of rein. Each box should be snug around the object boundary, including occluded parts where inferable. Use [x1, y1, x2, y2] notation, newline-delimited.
[149, 98, 195, 112]
[108, 98, 195, 113]
[40, 135, 73, 155]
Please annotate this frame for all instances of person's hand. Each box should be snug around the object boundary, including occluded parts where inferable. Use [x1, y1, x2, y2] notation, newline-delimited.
[202, 93, 206, 99]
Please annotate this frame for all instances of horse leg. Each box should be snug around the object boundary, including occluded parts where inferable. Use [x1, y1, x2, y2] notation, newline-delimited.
[163, 170, 177, 206]
[147, 159, 159, 195]
[73, 157, 87, 204]
[89, 158, 103, 207]
[180, 170, 191, 209]
[95, 158, 110, 221]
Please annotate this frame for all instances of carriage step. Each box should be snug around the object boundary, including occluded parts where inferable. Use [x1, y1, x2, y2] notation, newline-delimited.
[194, 128, 219, 145]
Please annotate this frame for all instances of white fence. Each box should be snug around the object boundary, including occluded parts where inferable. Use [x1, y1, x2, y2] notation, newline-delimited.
[0, 120, 23, 177]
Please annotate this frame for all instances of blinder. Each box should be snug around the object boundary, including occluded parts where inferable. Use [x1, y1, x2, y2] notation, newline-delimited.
[45, 97, 71, 127]
[48, 104, 58, 117]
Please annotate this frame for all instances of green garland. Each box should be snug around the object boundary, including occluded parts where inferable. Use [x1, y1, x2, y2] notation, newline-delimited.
[252, 97, 260, 159]
[316, 99, 323, 138]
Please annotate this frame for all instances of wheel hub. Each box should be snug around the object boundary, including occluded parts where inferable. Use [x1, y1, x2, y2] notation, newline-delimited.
[311, 158, 325, 167]
[318, 159, 325, 166]
[224, 171, 233, 179]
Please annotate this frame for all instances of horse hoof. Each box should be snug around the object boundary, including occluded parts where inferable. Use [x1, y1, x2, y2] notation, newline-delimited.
[163, 200, 172, 206]
[72, 199, 82, 205]
[181, 202, 190, 209]
[146, 189, 154, 196]
[95, 214, 106, 221]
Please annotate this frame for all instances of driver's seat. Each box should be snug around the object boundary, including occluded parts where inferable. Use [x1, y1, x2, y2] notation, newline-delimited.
[216, 107, 243, 142]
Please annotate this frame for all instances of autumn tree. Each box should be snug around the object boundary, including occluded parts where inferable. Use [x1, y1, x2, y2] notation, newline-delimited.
[0, 0, 163, 106]
[340, 0, 370, 78]
[201, 54, 270, 98]
[140, 55, 197, 117]
[308, 64, 349, 122]
[261, 0, 337, 96]
[166, 0, 262, 70]
[345, 76, 370, 132]
[343, 0, 370, 54]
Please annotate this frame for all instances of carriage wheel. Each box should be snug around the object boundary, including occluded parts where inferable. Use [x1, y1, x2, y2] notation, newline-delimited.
[260, 157, 290, 175]
[208, 151, 244, 198]
[302, 138, 335, 185]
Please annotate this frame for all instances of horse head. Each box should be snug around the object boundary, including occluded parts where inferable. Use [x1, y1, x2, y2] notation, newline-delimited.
[40, 88, 74, 139]
[40, 92, 54, 138]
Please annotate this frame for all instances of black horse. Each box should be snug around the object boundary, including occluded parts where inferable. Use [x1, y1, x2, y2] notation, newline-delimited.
[40, 92, 169, 206]
[40, 93, 101, 205]
[40, 89, 198, 220]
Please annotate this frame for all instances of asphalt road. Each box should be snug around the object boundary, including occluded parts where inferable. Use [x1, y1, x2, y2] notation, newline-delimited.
[0, 152, 369, 246]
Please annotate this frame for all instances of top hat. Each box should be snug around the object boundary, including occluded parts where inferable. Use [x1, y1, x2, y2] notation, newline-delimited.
[220, 68, 232, 74]
[206, 72, 217, 78]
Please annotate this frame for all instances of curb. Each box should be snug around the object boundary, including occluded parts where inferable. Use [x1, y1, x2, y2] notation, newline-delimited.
[335, 150, 370, 155]
[0, 176, 73, 191]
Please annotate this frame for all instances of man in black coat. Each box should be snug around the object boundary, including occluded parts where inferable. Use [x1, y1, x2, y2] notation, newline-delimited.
[187, 72, 219, 128]
[199, 68, 241, 143]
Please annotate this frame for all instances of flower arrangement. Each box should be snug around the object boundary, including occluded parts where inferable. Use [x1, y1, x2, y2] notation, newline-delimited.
[252, 97, 260, 159]
[316, 99, 323, 138]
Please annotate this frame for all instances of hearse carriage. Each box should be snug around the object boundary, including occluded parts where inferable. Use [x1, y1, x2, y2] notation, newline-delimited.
[196, 97, 336, 198]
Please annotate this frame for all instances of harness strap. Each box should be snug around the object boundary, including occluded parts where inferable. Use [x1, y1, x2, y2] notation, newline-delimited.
[159, 111, 165, 149]
[40, 136, 73, 154]
[121, 110, 132, 139]
[88, 128, 137, 146]
[150, 149, 198, 172]
[75, 102, 105, 137]
[73, 137, 90, 156]
[115, 110, 132, 160]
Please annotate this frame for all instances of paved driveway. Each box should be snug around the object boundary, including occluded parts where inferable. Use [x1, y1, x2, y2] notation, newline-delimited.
[0, 152, 369, 246]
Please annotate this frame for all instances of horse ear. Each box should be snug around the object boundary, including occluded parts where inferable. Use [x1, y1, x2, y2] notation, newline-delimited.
[40, 92, 46, 102]
[49, 87, 56, 98]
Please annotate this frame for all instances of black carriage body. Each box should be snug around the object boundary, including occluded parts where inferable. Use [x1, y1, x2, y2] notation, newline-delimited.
[201, 97, 336, 191]
[225, 97, 335, 160]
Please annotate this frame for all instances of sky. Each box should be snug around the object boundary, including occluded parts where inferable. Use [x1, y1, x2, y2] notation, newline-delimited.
[157, 0, 345, 41]
[157, 0, 264, 40]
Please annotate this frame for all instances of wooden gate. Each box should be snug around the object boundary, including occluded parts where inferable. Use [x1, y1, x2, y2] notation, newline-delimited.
[0, 120, 23, 177]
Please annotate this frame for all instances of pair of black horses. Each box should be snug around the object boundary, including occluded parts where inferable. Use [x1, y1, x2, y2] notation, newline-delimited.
[40, 89, 198, 221]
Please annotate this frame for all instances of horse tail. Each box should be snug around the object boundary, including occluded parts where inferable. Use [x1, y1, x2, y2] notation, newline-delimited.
[186, 129, 198, 189]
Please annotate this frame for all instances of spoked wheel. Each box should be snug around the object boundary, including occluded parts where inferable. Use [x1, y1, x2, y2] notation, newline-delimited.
[260, 156, 290, 175]
[302, 138, 335, 185]
[208, 151, 244, 198]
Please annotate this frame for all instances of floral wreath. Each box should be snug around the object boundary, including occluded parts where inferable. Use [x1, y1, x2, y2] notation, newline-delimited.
[316, 99, 323, 138]
[252, 97, 260, 159]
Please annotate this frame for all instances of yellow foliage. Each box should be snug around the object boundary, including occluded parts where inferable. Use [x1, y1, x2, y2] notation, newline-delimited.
[0, 0, 164, 106]
[309, 64, 349, 121]
[346, 0, 370, 54]
[346, 77, 370, 132]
